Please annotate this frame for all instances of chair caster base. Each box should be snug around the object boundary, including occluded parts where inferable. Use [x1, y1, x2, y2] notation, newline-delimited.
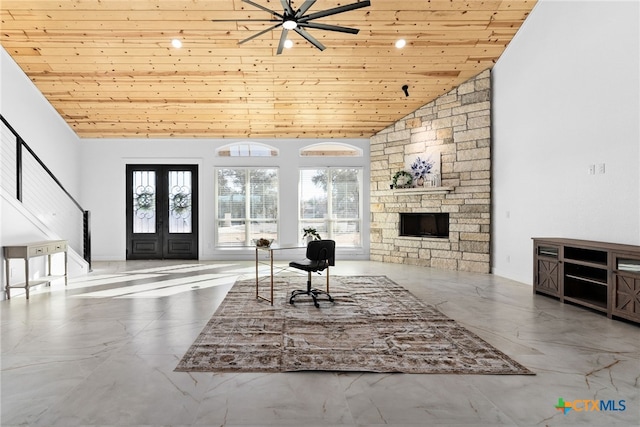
[289, 288, 333, 308]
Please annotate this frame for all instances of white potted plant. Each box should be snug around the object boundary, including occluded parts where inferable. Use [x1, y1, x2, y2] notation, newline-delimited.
[302, 227, 321, 244]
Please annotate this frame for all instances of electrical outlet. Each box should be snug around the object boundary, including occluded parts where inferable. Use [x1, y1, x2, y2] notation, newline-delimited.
[588, 164, 596, 175]
[597, 163, 606, 174]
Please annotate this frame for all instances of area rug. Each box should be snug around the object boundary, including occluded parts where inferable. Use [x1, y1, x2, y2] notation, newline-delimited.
[175, 276, 534, 375]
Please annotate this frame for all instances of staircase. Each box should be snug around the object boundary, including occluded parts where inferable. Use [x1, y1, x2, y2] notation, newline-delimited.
[1, 115, 91, 298]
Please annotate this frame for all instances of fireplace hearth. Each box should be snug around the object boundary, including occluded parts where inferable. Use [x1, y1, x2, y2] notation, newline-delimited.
[399, 213, 449, 238]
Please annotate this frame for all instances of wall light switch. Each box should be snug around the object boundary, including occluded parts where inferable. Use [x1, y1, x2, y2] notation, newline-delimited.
[588, 164, 596, 175]
[597, 163, 606, 174]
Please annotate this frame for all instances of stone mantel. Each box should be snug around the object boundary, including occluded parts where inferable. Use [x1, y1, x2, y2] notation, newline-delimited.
[390, 187, 454, 195]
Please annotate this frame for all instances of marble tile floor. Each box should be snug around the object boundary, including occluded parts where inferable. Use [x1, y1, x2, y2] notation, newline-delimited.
[1, 260, 638, 427]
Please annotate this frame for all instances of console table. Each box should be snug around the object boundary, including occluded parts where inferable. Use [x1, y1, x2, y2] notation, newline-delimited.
[3, 240, 68, 299]
[533, 238, 640, 324]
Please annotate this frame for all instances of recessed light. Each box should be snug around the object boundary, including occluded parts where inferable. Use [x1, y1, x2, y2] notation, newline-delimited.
[395, 39, 406, 49]
[284, 39, 293, 49]
[171, 38, 183, 49]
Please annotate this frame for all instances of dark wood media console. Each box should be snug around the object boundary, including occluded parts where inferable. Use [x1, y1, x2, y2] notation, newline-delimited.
[533, 238, 640, 325]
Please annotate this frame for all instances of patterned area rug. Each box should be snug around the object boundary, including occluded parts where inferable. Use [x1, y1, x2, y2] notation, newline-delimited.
[175, 276, 534, 375]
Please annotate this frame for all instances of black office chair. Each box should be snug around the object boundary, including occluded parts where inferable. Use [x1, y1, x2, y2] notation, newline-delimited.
[289, 239, 335, 308]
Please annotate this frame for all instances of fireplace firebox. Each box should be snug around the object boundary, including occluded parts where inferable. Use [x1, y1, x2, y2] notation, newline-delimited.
[399, 213, 449, 238]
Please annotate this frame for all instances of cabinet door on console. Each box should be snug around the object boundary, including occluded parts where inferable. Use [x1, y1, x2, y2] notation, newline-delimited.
[612, 255, 640, 323]
[534, 243, 561, 297]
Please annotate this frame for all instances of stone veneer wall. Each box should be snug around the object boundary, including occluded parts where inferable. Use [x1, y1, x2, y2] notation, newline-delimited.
[370, 70, 491, 273]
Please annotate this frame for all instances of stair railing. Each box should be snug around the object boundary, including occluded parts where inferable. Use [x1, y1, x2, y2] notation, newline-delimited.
[1, 114, 91, 269]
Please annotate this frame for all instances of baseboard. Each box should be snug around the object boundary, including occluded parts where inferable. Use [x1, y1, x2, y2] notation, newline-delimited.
[491, 267, 531, 286]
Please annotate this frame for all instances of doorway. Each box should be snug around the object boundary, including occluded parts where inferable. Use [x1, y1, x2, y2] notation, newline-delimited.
[126, 164, 198, 259]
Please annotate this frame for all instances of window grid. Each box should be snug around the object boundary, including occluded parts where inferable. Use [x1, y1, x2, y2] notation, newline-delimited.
[216, 168, 279, 246]
[299, 168, 362, 247]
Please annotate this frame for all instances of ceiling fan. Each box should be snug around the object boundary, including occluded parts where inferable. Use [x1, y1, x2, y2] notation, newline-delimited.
[214, 0, 371, 54]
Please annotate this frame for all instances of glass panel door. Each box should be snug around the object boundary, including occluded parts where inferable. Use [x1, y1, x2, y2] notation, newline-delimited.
[168, 170, 192, 233]
[133, 170, 156, 233]
[127, 165, 198, 259]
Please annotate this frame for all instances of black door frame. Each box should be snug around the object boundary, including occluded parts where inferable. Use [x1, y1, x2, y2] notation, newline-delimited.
[126, 164, 198, 260]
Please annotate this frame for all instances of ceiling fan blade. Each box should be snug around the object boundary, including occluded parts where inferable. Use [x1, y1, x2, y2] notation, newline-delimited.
[294, 27, 325, 51]
[211, 19, 280, 22]
[242, 0, 284, 19]
[294, 0, 317, 18]
[239, 23, 283, 45]
[297, 22, 360, 34]
[276, 28, 289, 55]
[299, 0, 370, 23]
[280, 0, 294, 16]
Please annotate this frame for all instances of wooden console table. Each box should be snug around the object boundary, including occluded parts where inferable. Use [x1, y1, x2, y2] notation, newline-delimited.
[533, 238, 640, 325]
[3, 240, 68, 299]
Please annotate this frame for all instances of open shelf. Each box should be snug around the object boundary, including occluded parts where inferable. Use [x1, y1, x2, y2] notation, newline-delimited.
[5, 275, 65, 289]
[563, 262, 607, 285]
[563, 257, 608, 313]
[563, 296, 608, 312]
[564, 246, 607, 266]
[564, 274, 606, 286]
[564, 272, 608, 311]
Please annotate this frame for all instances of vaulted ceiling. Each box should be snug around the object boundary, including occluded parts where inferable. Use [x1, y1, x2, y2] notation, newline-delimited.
[0, 0, 536, 139]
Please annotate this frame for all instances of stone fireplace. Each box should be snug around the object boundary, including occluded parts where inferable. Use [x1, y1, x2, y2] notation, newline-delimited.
[369, 70, 491, 273]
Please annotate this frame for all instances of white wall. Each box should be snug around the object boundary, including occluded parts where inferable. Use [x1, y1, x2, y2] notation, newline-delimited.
[492, 0, 640, 284]
[1, 47, 87, 296]
[80, 138, 370, 261]
[0, 48, 82, 196]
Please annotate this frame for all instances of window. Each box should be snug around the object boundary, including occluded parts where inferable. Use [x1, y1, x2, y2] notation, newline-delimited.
[216, 168, 278, 246]
[299, 168, 362, 247]
[300, 142, 362, 157]
[216, 142, 278, 157]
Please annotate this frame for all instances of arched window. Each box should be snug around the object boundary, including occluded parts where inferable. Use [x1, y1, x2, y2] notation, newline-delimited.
[300, 142, 362, 157]
[216, 142, 278, 157]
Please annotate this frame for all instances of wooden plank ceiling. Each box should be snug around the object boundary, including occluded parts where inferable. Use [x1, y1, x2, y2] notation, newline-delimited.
[0, 0, 536, 139]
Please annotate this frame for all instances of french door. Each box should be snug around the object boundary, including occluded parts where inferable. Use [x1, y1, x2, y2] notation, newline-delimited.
[126, 165, 198, 260]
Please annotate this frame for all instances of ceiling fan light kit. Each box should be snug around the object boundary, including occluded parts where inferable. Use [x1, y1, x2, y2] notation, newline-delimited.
[214, 0, 371, 55]
[283, 20, 298, 30]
